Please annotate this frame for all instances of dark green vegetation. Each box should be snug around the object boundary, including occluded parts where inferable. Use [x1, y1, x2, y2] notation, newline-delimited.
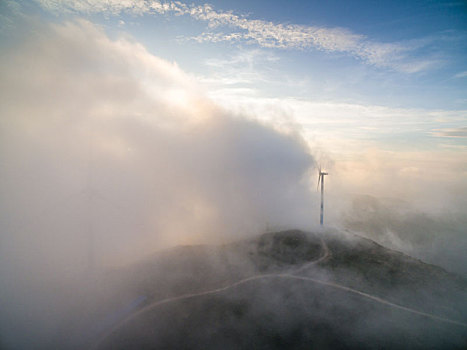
[94, 230, 467, 350]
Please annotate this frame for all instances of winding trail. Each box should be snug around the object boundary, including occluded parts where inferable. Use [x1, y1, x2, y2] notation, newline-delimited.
[280, 274, 467, 328]
[91, 236, 466, 349]
[292, 237, 330, 274]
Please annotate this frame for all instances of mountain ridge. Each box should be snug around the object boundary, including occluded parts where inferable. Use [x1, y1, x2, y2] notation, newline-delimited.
[91, 229, 467, 349]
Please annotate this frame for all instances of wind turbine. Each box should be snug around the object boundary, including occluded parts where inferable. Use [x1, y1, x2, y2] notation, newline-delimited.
[317, 166, 328, 226]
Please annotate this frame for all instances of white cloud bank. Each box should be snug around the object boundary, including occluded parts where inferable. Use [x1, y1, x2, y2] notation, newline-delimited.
[0, 18, 318, 348]
[0, 17, 317, 263]
[33, 0, 435, 72]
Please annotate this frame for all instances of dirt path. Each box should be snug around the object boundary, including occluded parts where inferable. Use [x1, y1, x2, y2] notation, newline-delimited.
[292, 237, 330, 273]
[280, 273, 467, 328]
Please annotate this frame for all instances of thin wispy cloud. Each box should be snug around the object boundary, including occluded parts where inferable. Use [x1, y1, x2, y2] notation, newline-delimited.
[34, 0, 435, 72]
[454, 70, 467, 79]
[432, 127, 467, 138]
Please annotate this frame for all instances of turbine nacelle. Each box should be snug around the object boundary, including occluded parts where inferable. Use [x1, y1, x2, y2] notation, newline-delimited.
[317, 166, 328, 190]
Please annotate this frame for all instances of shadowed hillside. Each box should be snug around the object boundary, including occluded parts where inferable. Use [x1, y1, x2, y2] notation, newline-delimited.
[87, 229, 467, 350]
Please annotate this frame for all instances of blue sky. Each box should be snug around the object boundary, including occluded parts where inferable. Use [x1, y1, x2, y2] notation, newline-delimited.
[5, 0, 465, 109]
[25, 0, 466, 109]
[1, 0, 466, 207]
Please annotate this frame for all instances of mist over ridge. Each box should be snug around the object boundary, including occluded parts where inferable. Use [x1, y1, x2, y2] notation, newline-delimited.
[1, 12, 466, 350]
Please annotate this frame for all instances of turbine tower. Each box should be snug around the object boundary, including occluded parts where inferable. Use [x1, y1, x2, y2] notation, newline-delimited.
[317, 167, 328, 226]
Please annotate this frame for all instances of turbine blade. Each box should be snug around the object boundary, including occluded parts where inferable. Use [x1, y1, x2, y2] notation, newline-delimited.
[317, 173, 321, 190]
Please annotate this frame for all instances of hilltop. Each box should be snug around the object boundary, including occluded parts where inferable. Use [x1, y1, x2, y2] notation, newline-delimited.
[89, 229, 467, 349]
